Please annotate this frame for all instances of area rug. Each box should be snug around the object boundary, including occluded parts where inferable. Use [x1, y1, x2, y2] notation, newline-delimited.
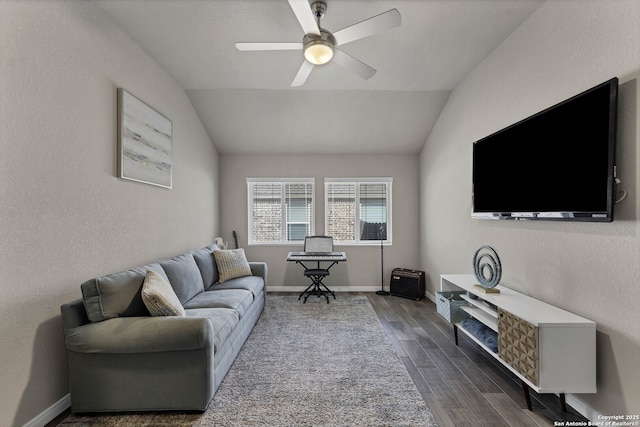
[59, 294, 437, 426]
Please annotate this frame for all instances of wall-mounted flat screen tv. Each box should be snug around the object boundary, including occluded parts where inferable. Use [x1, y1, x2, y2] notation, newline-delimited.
[472, 77, 618, 222]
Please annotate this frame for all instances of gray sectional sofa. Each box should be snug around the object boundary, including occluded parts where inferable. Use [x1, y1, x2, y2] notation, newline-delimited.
[60, 243, 266, 413]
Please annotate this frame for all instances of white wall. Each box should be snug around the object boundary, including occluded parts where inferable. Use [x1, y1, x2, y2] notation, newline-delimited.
[219, 154, 420, 292]
[419, 0, 639, 418]
[0, 2, 219, 426]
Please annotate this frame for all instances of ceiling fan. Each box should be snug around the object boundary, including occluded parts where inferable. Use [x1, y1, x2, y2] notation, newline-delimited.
[235, 0, 401, 86]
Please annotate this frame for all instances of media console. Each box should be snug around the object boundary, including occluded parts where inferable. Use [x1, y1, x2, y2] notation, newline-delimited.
[440, 274, 596, 411]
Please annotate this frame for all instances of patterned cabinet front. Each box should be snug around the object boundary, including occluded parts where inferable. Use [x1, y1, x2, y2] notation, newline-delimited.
[498, 308, 539, 385]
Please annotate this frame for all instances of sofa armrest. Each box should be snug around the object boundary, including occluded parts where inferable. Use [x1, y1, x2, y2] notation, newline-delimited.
[249, 262, 267, 286]
[64, 316, 213, 354]
[61, 299, 90, 330]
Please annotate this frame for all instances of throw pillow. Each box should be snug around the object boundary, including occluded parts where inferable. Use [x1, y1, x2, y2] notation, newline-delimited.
[213, 248, 252, 283]
[141, 270, 186, 317]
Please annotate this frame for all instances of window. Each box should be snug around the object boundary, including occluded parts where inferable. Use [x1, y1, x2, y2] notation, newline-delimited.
[247, 178, 314, 245]
[325, 178, 392, 244]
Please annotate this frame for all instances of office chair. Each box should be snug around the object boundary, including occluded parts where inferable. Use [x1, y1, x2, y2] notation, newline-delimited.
[300, 236, 336, 303]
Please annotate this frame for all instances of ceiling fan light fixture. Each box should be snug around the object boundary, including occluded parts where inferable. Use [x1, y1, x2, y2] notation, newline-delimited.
[304, 40, 333, 65]
[237, 0, 401, 86]
[303, 30, 336, 65]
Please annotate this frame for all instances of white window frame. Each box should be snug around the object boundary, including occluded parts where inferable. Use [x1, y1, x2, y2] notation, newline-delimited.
[324, 177, 393, 246]
[247, 178, 315, 245]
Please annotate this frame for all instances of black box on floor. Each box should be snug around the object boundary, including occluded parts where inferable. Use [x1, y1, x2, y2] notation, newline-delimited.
[390, 268, 425, 300]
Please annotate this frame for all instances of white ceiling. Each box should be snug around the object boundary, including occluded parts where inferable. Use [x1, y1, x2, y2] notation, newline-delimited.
[96, 0, 544, 154]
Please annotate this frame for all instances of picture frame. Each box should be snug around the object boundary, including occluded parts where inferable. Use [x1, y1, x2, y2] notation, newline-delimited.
[118, 88, 172, 188]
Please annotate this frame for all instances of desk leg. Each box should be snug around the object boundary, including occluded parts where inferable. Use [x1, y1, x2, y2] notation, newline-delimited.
[298, 283, 315, 301]
[300, 275, 333, 303]
[293, 259, 342, 303]
[319, 283, 336, 300]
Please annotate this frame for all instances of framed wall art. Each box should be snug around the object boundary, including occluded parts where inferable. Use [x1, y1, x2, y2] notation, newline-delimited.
[118, 88, 172, 188]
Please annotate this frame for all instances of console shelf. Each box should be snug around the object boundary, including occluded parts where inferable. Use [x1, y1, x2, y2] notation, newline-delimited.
[441, 274, 596, 411]
[454, 320, 499, 356]
[460, 305, 498, 332]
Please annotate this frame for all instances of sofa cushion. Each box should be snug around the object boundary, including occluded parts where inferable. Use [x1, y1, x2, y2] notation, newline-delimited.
[208, 275, 264, 298]
[81, 263, 167, 322]
[183, 289, 254, 317]
[186, 308, 240, 353]
[141, 270, 186, 317]
[213, 249, 252, 283]
[159, 253, 205, 304]
[192, 246, 219, 288]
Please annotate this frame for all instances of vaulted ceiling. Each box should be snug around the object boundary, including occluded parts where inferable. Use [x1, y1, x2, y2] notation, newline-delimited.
[96, 0, 544, 154]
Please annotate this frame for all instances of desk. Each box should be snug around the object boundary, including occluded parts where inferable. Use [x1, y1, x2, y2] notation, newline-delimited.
[287, 251, 347, 303]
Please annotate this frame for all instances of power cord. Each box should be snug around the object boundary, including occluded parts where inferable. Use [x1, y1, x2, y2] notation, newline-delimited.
[615, 177, 627, 203]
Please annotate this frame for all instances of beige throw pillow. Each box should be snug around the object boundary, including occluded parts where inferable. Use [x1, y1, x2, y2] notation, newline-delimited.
[141, 270, 186, 317]
[213, 249, 252, 283]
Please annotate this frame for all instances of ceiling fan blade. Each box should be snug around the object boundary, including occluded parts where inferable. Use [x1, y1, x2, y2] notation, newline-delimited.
[288, 0, 321, 36]
[332, 49, 376, 80]
[291, 60, 314, 87]
[235, 42, 303, 51]
[333, 8, 401, 46]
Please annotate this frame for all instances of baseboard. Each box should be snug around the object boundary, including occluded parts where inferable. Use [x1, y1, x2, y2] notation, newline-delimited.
[24, 393, 70, 427]
[268, 285, 381, 293]
[564, 394, 602, 423]
[425, 290, 436, 303]
[268, 286, 436, 301]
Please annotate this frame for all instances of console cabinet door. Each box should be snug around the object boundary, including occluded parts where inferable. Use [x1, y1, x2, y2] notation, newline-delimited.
[498, 308, 539, 386]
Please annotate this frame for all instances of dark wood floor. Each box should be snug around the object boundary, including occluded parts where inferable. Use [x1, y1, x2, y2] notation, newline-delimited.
[366, 292, 589, 427]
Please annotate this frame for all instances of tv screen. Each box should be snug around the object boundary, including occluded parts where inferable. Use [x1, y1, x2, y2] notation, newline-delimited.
[472, 77, 618, 222]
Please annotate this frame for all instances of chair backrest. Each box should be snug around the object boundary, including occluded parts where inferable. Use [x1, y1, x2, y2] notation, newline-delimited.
[304, 236, 334, 253]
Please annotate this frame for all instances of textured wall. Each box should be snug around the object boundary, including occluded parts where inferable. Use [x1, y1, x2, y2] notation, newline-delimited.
[0, 3, 219, 425]
[219, 154, 420, 292]
[419, 0, 639, 418]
